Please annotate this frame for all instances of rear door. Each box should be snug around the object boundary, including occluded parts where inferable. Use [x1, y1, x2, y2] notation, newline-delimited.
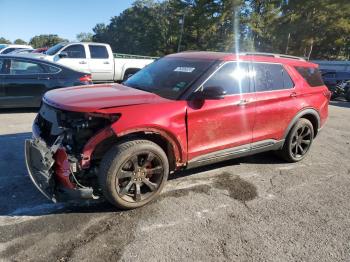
[251, 62, 297, 142]
[2, 59, 50, 107]
[187, 62, 256, 161]
[87, 44, 114, 82]
[56, 44, 90, 73]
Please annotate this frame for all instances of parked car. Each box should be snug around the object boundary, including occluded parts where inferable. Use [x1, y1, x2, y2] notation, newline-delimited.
[321, 70, 350, 100]
[25, 52, 330, 209]
[8, 48, 34, 54]
[0, 44, 33, 54]
[0, 55, 92, 108]
[32, 42, 156, 83]
[32, 47, 48, 54]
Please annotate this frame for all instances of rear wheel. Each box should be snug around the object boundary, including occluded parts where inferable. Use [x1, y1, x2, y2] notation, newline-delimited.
[98, 139, 169, 209]
[276, 118, 314, 162]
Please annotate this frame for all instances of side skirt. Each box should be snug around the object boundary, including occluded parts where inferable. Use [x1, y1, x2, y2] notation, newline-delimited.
[186, 139, 285, 169]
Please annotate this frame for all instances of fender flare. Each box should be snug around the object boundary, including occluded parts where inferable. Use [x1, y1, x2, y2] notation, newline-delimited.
[283, 108, 320, 139]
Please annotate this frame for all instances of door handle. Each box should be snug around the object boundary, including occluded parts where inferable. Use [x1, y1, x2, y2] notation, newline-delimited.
[290, 92, 297, 97]
[79, 61, 87, 64]
[38, 77, 50, 80]
[236, 99, 250, 106]
[103, 61, 110, 64]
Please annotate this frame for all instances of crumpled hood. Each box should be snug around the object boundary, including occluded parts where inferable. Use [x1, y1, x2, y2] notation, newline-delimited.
[43, 83, 169, 112]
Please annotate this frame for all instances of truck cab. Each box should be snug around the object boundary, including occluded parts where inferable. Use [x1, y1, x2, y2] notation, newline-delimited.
[38, 42, 155, 83]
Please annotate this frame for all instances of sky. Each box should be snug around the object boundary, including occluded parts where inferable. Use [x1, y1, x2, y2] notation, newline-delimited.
[0, 0, 135, 42]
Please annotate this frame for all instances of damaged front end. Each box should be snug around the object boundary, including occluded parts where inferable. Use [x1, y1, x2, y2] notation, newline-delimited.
[25, 103, 118, 202]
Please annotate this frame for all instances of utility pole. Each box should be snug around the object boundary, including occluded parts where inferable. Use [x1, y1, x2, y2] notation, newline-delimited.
[177, 13, 185, 53]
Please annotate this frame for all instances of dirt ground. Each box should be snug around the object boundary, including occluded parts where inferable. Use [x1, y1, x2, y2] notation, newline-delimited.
[0, 100, 350, 262]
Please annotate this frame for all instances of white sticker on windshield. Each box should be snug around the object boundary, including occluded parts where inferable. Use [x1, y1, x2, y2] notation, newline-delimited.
[174, 67, 195, 73]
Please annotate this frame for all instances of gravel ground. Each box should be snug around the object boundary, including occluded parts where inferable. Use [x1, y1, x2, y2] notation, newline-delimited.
[0, 101, 349, 262]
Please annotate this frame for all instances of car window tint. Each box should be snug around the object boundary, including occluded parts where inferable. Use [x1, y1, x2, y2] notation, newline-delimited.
[89, 45, 109, 59]
[9, 60, 45, 75]
[62, 44, 86, 58]
[253, 63, 292, 91]
[203, 62, 251, 95]
[295, 66, 324, 87]
[44, 64, 61, 73]
[2, 48, 16, 54]
[0, 59, 3, 72]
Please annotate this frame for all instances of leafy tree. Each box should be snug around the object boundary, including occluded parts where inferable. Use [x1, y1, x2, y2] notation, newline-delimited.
[14, 39, 27, 45]
[0, 37, 11, 44]
[29, 34, 67, 48]
[76, 32, 93, 42]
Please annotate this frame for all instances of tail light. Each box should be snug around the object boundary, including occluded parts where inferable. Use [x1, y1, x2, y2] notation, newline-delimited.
[79, 74, 92, 83]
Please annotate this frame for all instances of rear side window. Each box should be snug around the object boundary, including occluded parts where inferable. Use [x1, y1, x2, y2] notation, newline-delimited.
[295, 66, 324, 87]
[252, 63, 294, 91]
[89, 45, 109, 59]
[62, 44, 86, 58]
[43, 64, 61, 74]
[203, 62, 251, 95]
[9, 60, 45, 74]
[2, 48, 17, 54]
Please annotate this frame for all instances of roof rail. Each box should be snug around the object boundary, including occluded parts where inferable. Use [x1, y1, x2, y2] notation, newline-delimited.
[239, 52, 306, 61]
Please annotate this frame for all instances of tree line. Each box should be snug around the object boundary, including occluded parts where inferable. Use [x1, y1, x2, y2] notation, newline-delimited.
[1, 0, 349, 60]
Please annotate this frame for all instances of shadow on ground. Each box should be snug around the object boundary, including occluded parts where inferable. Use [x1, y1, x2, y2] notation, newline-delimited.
[330, 100, 350, 108]
[0, 131, 277, 217]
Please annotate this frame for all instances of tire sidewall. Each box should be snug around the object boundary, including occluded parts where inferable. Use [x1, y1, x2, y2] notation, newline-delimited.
[103, 141, 169, 209]
[286, 119, 314, 162]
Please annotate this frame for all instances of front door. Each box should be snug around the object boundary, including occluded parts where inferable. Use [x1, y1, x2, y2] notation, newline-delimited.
[187, 62, 256, 161]
[55, 44, 90, 73]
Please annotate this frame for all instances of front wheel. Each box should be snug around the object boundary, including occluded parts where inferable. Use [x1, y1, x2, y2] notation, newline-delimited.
[98, 139, 169, 209]
[276, 118, 314, 162]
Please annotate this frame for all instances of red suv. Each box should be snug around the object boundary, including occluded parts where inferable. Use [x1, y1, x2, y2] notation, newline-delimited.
[25, 52, 330, 209]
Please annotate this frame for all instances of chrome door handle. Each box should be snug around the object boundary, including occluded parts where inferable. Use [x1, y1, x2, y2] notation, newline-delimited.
[79, 61, 87, 64]
[290, 92, 297, 97]
[236, 99, 249, 106]
[103, 61, 110, 64]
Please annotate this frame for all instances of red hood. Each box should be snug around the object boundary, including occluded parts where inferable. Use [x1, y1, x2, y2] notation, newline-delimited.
[43, 83, 170, 112]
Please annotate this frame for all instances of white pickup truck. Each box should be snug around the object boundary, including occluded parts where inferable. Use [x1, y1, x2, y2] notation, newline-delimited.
[32, 42, 156, 83]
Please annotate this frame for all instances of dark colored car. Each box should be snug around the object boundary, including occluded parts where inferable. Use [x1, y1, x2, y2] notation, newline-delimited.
[321, 71, 350, 101]
[25, 52, 330, 209]
[0, 55, 92, 108]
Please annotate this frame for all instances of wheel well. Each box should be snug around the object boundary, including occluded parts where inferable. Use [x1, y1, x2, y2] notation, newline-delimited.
[123, 68, 140, 79]
[92, 132, 176, 171]
[300, 113, 319, 137]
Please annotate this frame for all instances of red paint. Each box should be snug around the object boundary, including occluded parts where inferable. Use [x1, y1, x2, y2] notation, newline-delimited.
[44, 52, 329, 173]
[81, 127, 115, 169]
[54, 148, 75, 189]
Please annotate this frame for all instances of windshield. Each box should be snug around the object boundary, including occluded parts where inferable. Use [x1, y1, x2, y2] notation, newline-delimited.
[124, 57, 213, 100]
[45, 43, 67, 55]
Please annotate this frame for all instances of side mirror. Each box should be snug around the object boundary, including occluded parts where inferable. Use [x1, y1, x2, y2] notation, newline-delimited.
[193, 86, 226, 100]
[58, 51, 68, 58]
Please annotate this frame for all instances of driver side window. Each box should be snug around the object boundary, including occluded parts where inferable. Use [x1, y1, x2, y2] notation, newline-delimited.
[62, 44, 86, 58]
[203, 62, 251, 95]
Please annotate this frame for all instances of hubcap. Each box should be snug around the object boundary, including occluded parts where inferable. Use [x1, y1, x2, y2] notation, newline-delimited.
[291, 125, 312, 158]
[116, 151, 164, 203]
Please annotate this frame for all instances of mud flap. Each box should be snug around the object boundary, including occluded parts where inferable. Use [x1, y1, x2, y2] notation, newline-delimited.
[25, 139, 57, 202]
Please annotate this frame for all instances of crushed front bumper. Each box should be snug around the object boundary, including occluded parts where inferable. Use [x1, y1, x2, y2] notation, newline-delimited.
[25, 138, 57, 202]
[25, 137, 96, 202]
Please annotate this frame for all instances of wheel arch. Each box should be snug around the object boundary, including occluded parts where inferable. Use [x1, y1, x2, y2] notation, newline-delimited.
[283, 108, 320, 139]
[90, 128, 185, 172]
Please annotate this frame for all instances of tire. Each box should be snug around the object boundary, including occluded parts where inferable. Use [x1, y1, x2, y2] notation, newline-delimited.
[122, 69, 140, 81]
[98, 139, 169, 209]
[276, 118, 314, 163]
[345, 89, 350, 102]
